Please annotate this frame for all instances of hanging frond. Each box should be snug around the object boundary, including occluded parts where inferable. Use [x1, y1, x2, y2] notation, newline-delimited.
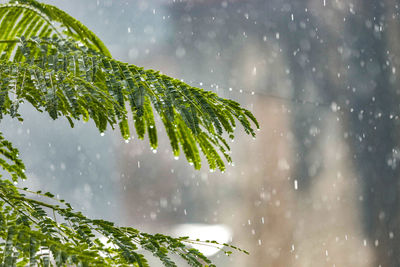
[0, 36, 259, 171]
[0, 178, 245, 266]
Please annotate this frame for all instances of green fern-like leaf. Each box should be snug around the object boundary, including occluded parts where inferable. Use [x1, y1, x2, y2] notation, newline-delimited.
[0, 178, 238, 266]
[0, 36, 258, 171]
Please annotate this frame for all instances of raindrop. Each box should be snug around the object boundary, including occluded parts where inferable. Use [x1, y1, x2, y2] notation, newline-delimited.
[349, 5, 355, 14]
[252, 67, 257, 76]
[174, 156, 179, 160]
[294, 179, 298, 190]
[389, 232, 394, 239]
[331, 102, 338, 112]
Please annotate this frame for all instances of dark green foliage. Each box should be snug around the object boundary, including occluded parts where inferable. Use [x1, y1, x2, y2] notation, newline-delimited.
[0, 179, 245, 266]
[0, 0, 257, 265]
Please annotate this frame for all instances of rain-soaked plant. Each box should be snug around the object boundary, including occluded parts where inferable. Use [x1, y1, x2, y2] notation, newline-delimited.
[0, 0, 258, 265]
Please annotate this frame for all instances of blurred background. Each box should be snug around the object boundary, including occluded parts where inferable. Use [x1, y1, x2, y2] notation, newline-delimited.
[2, 0, 400, 266]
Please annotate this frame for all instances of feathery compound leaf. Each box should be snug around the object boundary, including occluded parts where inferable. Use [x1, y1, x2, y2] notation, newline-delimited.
[0, 37, 258, 171]
[0, 180, 240, 266]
